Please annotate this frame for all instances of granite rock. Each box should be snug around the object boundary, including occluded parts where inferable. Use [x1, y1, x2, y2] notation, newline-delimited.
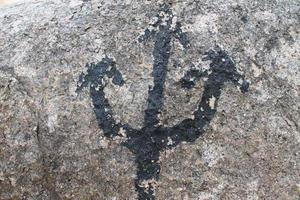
[0, 0, 299, 199]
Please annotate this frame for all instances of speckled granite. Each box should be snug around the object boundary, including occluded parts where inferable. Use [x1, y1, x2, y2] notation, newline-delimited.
[0, 0, 299, 199]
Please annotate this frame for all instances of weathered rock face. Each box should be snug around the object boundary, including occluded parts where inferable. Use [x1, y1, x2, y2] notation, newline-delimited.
[0, 0, 299, 199]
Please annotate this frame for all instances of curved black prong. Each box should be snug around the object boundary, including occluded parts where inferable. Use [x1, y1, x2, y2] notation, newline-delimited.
[204, 48, 249, 93]
[76, 56, 137, 138]
[168, 49, 249, 145]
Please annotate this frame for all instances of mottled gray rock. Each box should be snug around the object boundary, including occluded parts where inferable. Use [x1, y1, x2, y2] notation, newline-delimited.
[0, 0, 299, 199]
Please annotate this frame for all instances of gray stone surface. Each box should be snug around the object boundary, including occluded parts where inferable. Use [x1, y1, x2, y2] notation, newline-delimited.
[0, 0, 299, 199]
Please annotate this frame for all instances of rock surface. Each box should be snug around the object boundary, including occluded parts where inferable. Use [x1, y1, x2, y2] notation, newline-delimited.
[0, 0, 299, 199]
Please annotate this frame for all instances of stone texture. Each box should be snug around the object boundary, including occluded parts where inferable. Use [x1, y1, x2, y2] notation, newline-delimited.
[0, 0, 299, 199]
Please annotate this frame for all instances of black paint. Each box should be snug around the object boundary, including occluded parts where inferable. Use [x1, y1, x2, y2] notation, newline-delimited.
[77, 3, 249, 200]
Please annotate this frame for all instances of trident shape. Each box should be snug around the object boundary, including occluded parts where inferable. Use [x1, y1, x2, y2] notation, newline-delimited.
[77, 3, 249, 200]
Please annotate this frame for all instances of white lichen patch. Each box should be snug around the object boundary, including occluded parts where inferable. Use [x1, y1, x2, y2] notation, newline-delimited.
[69, 0, 83, 8]
[209, 96, 216, 109]
[118, 127, 127, 138]
[252, 80, 272, 102]
[12, 41, 37, 78]
[193, 57, 211, 71]
[251, 63, 263, 77]
[167, 136, 174, 146]
[274, 39, 300, 86]
[139, 178, 159, 196]
[46, 99, 59, 133]
[254, 10, 277, 22]
[202, 143, 224, 167]
[98, 137, 109, 148]
[193, 13, 219, 35]
[246, 180, 259, 200]
[170, 15, 178, 30]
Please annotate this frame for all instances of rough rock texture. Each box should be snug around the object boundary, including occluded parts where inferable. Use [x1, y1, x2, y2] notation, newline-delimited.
[0, 0, 299, 199]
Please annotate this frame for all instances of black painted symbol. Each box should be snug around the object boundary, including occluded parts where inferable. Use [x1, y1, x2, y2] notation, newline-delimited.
[77, 3, 249, 200]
